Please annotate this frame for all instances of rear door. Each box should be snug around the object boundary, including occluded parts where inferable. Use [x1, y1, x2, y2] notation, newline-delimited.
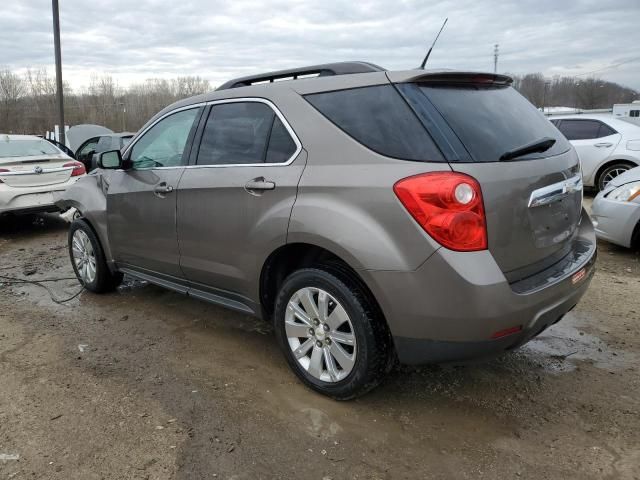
[176, 99, 305, 304]
[106, 106, 202, 280]
[398, 81, 583, 280]
[555, 119, 621, 182]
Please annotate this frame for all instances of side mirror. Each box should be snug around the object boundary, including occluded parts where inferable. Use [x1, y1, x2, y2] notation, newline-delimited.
[98, 150, 123, 169]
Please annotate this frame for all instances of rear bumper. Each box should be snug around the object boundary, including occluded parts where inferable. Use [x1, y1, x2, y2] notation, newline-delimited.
[591, 191, 640, 248]
[363, 209, 596, 365]
[0, 178, 79, 215]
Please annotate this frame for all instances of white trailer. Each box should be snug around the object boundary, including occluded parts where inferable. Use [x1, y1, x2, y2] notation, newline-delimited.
[613, 101, 640, 126]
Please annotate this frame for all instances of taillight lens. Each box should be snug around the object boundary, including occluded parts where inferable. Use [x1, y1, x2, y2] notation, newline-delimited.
[394, 172, 488, 251]
[63, 161, 86, 177]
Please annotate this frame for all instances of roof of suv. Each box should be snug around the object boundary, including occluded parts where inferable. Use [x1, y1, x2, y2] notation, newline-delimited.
[142, 62, 513, 132]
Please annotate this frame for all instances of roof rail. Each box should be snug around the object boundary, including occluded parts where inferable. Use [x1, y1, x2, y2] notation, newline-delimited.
[216, 61, 386, 90]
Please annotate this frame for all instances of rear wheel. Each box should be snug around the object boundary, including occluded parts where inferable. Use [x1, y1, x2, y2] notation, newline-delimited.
[68, 219, 122, 293]
[597, 162, 634, 191]
[274, 268, 392, 400]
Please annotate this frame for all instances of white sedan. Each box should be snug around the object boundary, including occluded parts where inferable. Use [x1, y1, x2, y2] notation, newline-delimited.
[550, 114, 640, 191]
[0, 134, 86, 215]
[591, 166, 640, 248]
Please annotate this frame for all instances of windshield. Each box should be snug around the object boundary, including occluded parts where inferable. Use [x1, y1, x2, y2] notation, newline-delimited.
[416, 84, 571, 162]
[0, 139, 61, 158]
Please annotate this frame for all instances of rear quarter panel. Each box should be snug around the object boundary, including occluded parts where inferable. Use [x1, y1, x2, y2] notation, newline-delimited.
[277, 88, 447, 271]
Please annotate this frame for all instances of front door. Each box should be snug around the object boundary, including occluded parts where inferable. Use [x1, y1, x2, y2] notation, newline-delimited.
[107, 106, 202, 280]
[176, 100, 305, 305]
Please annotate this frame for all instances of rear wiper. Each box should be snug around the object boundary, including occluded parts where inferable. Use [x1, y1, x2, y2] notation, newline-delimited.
[499, 137, 556, 161]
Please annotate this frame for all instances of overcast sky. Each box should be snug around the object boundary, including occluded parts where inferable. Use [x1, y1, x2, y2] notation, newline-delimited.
[1, 0, 639, 91]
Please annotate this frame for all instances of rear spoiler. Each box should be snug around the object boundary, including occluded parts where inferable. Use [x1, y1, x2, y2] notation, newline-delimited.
[387, 70, 513, 86]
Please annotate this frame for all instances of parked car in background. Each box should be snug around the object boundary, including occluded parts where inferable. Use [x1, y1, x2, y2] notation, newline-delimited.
[550, 115, 640, 190]
[591, 166, 640, 249]
[75, 133, 135, 171]
[46, 131, 134, 172]
[0, 134, 85, 215]
[58, 63, 596, 399]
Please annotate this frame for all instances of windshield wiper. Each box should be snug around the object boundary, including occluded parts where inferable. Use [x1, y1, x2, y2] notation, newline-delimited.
[499, 137, 556, 161]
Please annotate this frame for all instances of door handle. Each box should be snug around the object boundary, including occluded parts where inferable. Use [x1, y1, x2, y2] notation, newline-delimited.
[244, 177, 276, 195]
[153, 182, 174, 195]
[594, 142, 613, 148]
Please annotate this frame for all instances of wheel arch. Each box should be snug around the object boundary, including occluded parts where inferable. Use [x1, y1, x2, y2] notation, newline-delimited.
[594, 158, 639, 188]
[259, 242, 389, 334]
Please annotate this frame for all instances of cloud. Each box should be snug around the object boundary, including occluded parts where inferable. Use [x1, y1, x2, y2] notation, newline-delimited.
[1, 0, 639, 90]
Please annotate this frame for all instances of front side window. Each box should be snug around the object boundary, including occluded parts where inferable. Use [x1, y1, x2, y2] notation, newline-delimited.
[78, 138, 99, 156]
[197, 102, 297, 165]
[558, 120, 602, 141]
[129, 108, 200, 169]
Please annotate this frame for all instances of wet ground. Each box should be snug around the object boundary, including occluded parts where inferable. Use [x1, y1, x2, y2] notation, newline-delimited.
[0, 204, 639, 479]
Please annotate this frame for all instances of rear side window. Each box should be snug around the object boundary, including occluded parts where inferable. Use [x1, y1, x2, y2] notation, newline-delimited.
[266, 117, 297, 164]
[305, 85, 444, 162]
[597, 122, 616, 137]
[197, 102, 297, 165]
[558, 120, 603, 140]
[414, 84, 570, 162]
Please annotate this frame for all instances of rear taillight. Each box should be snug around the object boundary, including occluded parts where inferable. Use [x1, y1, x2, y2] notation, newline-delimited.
[394, 172, 488, 251]
[0, 168, 8, 183]
[63, 161, 86, 177]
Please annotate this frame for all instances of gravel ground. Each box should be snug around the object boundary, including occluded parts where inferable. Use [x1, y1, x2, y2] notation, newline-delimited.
[0, 201, 639, 480]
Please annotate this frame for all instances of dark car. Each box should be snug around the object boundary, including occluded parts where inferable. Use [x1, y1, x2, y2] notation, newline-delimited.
[77, 133, 134, 171]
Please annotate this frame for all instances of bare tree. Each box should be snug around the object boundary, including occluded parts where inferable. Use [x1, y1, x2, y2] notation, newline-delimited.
[1, 66, 636, 136]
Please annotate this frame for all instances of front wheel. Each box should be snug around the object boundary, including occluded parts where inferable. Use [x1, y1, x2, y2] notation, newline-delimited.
[68, 219, 122, 293]
[274, 268, 393, 400]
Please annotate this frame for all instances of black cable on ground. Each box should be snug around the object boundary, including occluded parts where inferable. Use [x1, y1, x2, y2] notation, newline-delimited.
[0, 274, 85, 304]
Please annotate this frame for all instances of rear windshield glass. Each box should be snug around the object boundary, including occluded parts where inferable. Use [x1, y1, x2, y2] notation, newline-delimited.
[305, 85, 444, 162]
[418, 84, 570, 162]
[0, 139, 60, 157]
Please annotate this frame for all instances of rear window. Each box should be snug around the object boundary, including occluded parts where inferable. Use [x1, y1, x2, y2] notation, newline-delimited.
[416, 84, 571, 162]
[305, 85, 444, 162]
[0, 139, 60, 157]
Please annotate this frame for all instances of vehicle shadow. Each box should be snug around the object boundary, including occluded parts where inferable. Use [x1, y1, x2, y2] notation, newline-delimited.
[0, 213, 68, 239]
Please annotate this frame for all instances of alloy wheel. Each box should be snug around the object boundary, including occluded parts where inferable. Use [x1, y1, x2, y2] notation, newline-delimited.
[285, 287, 357, 383]
[602, 166, 630, 189]
[71, 229, 96, 284]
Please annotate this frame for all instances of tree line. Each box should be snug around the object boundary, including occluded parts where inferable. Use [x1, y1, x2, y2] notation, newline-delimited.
[0, 69, 211, 136]
[0, 68, 638, 137]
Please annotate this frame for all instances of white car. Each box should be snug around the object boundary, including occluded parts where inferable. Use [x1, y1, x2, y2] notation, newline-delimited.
[550, 115, 640, 191]
[591, 166, 640, 248]
[0, 134, 86, 215]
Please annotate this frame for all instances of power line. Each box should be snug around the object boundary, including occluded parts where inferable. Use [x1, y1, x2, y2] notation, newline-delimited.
[573, 56, 640, 77]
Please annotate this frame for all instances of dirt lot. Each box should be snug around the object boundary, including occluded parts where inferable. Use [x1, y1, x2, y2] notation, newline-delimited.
[1, 201, 639, 480]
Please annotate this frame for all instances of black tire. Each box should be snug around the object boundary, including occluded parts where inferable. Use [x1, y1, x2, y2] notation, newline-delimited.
[597, 162, 634, 191]
[632, 221, 640, 251]
[68, 219, 123, 293]
[273, 267, 393, 400]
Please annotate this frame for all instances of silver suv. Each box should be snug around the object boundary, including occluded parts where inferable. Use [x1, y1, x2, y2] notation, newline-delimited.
[59, 62, 596, 399]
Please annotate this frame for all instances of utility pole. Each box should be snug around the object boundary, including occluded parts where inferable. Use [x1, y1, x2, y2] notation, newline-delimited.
[493, 44, 499, 73]
[52, 0, 65, 145]
[542, 80, 551, 113]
